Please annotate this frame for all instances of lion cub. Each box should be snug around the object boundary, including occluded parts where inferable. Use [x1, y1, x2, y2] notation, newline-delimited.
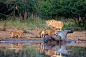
[45, 27, 57, 35]
[46, 20, 63, 31]
[36, 29, 45, 38]
[16, 29, 19, 33]
[34, 27, 57, 38]
[10, 29, 23, 38]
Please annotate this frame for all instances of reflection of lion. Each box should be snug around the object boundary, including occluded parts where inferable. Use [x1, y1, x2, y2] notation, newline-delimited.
[35, 43, 62, 57]
[51, 53, 62, 57]
[10, 43, 23, 53]
[44, 50, 57, 56]
[44, 49, 62, 57]
[46, 20, 63, 31]
[36, 43, 44, 53]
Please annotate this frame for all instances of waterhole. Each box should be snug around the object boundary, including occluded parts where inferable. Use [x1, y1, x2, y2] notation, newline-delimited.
[0, 40, 86, 57]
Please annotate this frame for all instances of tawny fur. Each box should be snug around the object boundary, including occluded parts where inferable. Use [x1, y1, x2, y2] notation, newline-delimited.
[10, 31, 23, 38]
[45, 27, 57, 35]
[16, 29, 19, 33]
[45, 29, 56, 35]
[36, 29, 45, 38]
[46, 20, 63, 31]
[16, 29, 24, 38]
[34, 27, 57, 38]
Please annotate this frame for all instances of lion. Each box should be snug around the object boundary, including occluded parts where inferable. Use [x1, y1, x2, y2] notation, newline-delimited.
[46, 20, 63, 31]
[36, 27, 57, 38]
[31, 29, 45, 38]
[10, 31, 23, 38]
[31, 27, 57, 38]
[36, 29, 45, 38]
[16, 29, 19, 33]
[45, 27, 57, 36]
[45, 30, 55, 35]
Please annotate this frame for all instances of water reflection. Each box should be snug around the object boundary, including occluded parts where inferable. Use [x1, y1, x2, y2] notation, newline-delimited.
[36, 41, 86, 57]
[0, 40, 86, 57]
[36, 43, 44, 53]
[44, 41, 72, 57]
[9, 43, 23, 53]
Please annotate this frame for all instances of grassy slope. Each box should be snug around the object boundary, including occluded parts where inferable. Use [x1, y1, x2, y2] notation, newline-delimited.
[0, 17, 85, 32]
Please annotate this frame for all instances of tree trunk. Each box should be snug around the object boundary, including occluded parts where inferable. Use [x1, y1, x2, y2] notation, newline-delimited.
[84, 19, 86, 29]
[72, 17, 78, 25]
[13, 9, 15, 17]
[77, 17, 79, 25]
[61, 17, 62, 20]
[24, 9, 27, 21]
[55, 16, 57, 20]
[31, 13, 33, 18]
[22, 9, 27, 21]
[19, 12, 22, 20]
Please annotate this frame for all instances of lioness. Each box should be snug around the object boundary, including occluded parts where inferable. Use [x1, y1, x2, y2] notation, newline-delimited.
[46, 20, 63, 31]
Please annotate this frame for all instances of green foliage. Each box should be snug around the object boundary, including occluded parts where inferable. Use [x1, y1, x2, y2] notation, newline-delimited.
[0, 0, 38, 20]
[38, 0, 86, 19]
[62, 20, 85, 30]
[37, 0, 86, 27]
[23, 28, 29, 33]
[0, 0, 86, 29]
[0, 0, 86, 30]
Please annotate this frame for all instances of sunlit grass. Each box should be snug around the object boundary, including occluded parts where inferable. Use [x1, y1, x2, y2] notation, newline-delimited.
[61, 18, 85, 30]
[0, 16, 85, 31]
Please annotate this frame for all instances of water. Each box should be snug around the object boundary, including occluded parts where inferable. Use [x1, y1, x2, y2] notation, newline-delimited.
[0, 40, 86, 57]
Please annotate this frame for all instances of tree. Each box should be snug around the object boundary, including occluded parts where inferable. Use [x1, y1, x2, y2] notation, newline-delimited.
[38, 0, 86, 27]
[0, 0, 38, 21]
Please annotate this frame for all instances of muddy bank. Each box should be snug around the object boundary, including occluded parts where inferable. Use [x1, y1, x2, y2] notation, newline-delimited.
[0, 29, 86, 40]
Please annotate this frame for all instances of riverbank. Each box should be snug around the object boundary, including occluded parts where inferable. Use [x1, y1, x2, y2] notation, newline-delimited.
[0, 29, 86, 40]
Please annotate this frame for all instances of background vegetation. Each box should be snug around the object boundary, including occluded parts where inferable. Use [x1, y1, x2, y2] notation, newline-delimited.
[0, 0, 86, 30]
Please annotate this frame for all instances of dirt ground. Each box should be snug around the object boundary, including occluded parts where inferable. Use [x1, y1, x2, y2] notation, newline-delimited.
[0, 29, 86, 40]
[67, 30, 86, 40]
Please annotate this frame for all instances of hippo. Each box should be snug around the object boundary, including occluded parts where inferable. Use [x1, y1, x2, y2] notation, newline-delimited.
[44, 30, 74, 42]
